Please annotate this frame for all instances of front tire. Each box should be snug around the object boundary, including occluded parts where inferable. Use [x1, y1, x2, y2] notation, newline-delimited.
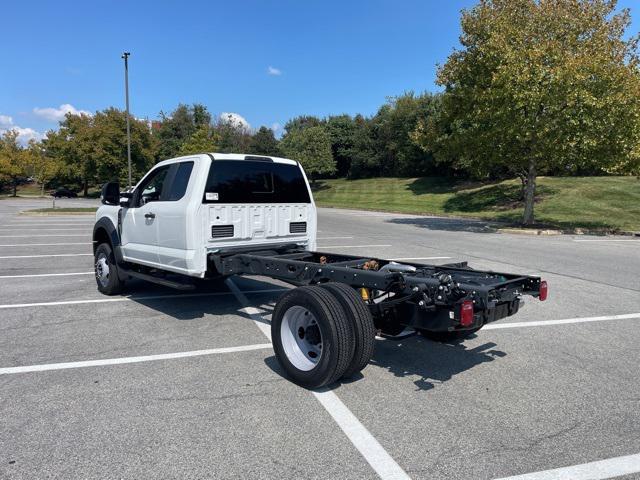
[271, 286, 355, 389]
[94, 243, 124, 295]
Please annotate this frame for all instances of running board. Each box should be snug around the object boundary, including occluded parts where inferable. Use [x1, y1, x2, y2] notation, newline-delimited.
[123, 269, 196, 290]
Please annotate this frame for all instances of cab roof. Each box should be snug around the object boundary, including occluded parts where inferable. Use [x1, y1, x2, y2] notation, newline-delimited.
[209, 153, 297, 165]
[155, 153, 298, 168]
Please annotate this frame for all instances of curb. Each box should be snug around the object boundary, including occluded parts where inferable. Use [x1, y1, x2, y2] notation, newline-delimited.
[497, 228, 563, 236]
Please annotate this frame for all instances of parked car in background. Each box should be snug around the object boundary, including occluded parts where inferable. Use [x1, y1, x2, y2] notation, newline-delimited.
[50, 187, 78, 198]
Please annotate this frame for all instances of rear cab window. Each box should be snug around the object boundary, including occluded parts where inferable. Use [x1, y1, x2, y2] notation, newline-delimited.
[203, 160, 311, 204]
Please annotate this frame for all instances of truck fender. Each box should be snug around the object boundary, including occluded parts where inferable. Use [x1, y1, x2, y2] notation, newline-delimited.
[93, 216, 124, 264]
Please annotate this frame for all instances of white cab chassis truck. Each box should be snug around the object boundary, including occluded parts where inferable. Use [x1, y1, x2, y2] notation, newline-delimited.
[94, 153, 547, 388]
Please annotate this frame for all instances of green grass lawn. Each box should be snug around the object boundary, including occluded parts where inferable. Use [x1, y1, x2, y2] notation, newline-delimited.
[312, 176, 640, 232]
[22, 207, 98, 215]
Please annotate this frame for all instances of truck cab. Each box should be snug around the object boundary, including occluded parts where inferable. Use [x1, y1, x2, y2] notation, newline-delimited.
[94, 153, 317, 283]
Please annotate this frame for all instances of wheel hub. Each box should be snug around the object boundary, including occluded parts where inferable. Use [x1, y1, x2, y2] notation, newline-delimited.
[95, 254, 110, 287]
[280, 306, 323, 371]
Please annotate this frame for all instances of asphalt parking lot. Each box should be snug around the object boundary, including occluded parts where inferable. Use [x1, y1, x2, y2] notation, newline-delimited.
[1, 198, 639, 480]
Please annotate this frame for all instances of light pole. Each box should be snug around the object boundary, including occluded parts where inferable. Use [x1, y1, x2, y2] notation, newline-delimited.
[121, 51, 132, 189]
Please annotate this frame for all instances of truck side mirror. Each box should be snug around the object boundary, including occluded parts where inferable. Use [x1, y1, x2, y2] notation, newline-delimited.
[101, 182, 120, 205]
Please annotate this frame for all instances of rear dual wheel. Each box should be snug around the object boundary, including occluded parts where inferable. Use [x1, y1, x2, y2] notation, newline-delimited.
[271, 284, 376, 389]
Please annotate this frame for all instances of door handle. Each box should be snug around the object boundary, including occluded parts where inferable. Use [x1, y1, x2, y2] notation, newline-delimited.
[144, 212, 156, 219]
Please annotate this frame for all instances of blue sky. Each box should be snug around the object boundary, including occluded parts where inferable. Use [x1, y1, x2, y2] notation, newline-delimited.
[2, 0, 638, 143]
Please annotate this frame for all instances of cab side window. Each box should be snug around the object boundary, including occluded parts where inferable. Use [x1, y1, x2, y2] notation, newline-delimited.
[137, 166, 170, 206]
[166, 161, 194, 201]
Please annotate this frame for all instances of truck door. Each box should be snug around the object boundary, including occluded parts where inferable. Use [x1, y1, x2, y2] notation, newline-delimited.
[153, 160, 195, 272]
[120, 165, 171, 266]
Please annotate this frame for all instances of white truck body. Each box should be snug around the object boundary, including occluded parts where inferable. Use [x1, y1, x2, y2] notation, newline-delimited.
[95, 153, 317, 277]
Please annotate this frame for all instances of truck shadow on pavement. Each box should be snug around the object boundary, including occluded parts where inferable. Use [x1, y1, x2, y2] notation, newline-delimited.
[368, 335, 506, 391]
[123, 277, 286, 322]
[386, 216, 498, 233]
[125, 278, 507, 391]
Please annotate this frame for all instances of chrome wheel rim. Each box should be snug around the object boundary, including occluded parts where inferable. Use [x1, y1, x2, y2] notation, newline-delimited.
[95, 253, 110, 287]
[280, 306, 323, 371]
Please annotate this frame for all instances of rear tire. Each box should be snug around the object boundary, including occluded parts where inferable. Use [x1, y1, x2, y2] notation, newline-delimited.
[419, 326, 482, 343]
[320, 283, 376, 378]
[94, 243, 124, 295]
[271, 286, 355, 389]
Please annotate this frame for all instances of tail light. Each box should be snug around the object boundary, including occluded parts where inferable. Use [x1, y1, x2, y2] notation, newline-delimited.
[539, 280, 548, 301]
[460, 300, 474, 327]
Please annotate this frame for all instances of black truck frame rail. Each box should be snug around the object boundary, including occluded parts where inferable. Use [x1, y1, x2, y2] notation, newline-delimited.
[212, 246, 546, 335]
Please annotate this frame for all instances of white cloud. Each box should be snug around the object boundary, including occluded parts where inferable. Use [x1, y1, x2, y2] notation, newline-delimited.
[13, 127, 45, 144]
[220, 112, 251, 131]
[0, 115, 13, 128]
[271, 122, 281, 132]
[0, 113, 45, 145]
[267, 66, 282, 76]
[33, 103, 91, 122]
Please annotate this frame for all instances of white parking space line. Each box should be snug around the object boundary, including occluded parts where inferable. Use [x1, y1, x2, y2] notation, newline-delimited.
[226, 278, 411, 480]
[0, 234, 89, 238]
[312, 389, 411, 480]
[0, 288, 287, 310]
[317, 236, 354, 240]
[0, 343, 273, 375]
[0, 253, 92, 259]
[484, 312, 640, 330]
[493, 452, 640, 480]
[225, 279, 273, 340]
[319, 244, 392, 249]
[0, 242, 89, 247]
[0, 223, 93, 227]
[0, 228, 89, 231]
[573, 238, 640, 243]
[0, 271, 93, 279]
[390, 256, 452, 261]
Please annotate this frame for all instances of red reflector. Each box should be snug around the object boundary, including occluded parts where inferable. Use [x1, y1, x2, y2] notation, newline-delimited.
[460, 300, 474, 327]
[539, 280, 548, 301]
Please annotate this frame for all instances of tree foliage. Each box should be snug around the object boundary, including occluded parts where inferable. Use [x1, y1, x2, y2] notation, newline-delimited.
[280, 125, 336, 182]
[25, 140, 61, 196]
[248, 126, 281, 156]
[178, 125, 219, 156]
[44, 109, 156, 193]
[213, 115, 252, 153]
[0, 130, 28, 196]
[414, 0, 640, 224]
[155, 103, 211, 159]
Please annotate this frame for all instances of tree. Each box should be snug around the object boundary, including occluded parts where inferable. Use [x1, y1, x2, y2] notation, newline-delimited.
[178, 125, 219, 155]
[25, 140, 61, 196]
[44, 113, 95, 195]
[414, 0, 640, 225]
[373, 92, 441, 177]
[0, 130, 28, 196]
[91, 108, 157, 186]
[348, 115, 380, 178]
[213, 115, 252, 153]
[280, 125, 335, 183]
[324, 115, 358, 177]
[283, 115, 322, 135]
[248, 126, 281, 156]
[45, 109, 157, 193]
[155, 103, 211, 159]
